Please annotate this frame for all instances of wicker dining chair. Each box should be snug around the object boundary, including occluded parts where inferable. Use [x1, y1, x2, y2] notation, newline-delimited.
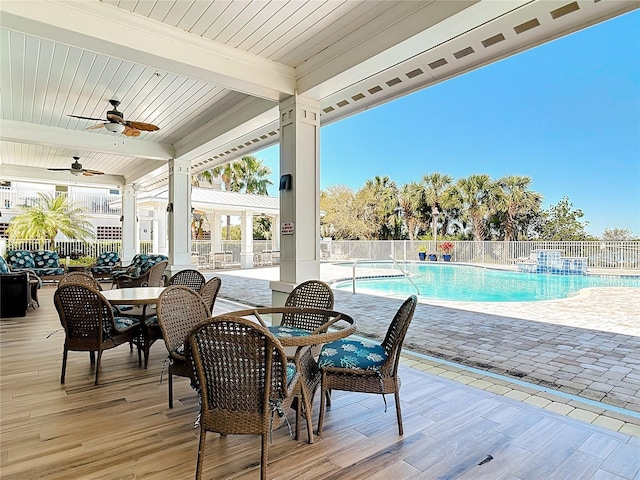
[279, 280, 334, 440]
[168, 269, 206, 291]
[155, 285, 210, 408]
[282, 279, 335, 332]
[53, 283, 141, 385]
[185, 315, 300, 480]
[199, 276, 222, 315]
[58, 271, 103, 290]
[317, 295, 417, 436]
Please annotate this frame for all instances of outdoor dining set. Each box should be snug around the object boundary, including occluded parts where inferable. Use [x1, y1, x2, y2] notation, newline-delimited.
[46, 258, 417, 480]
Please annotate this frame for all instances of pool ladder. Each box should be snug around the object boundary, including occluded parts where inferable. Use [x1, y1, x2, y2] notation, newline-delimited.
[351, 257, 420, 295]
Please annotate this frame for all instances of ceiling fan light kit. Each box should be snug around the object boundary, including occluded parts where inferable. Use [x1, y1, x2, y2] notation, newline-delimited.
[105, 122, 126, 133]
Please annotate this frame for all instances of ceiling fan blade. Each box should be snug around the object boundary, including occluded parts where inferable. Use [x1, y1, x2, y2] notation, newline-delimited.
[47, 168, 71, 172]
[82, 169, 104, 176]
[68, 114, 108, 122]
[85, 123, 106, 130]
[126, 120, 159, 131]
[123, 126, 141, 137]
[106, 113, 126, 124]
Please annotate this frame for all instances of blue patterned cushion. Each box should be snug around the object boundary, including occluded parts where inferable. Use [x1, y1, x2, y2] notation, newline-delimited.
[7, 250, 36, 269]
[114, 316, 139, 330]
[318, 339, 388, 371]
[35, 267, 65, 276]
[130, 254, 149, 269]
[32, 250, 61, 268]
[144, 315, 158, 327]
[269, 325, 312, 339]
[96, 251, 120, 266]
[126, 265, 142, 277]
[91, 265, 113, 274]
[286, 362, 296, 386]
[0, 256, 9, 273]
[141, 254, 168, 273]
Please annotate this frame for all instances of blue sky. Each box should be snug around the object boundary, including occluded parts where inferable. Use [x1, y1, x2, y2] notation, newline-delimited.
[256, 10, 639, 238]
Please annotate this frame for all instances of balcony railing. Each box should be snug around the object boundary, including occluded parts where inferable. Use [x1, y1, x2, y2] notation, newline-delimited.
[0, 189, 122, 216]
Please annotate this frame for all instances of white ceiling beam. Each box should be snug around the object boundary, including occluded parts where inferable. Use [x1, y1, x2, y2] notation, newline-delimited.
[0, 0, 296, 102]
[297, 0, 509, 98]
[0, 164, 124, 187]
[0, 120, 174, 161]
[174, 98, 278, 163]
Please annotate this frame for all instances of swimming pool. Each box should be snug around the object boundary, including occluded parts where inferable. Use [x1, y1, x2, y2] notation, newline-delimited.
[334, 263, 640, 302]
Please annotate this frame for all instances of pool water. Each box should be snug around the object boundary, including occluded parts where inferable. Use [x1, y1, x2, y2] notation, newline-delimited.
[335, 263, 640, 302]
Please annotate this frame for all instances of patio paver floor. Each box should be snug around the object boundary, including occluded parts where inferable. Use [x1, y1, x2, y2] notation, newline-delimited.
[207, 264, 640, 436]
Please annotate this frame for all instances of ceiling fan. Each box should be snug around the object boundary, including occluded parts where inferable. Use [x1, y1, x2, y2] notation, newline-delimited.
[48, 157, 104, 176]
[68, 99, 159, 137]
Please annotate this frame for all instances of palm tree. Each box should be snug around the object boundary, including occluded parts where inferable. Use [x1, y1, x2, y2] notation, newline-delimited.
[451, 174, 497, 241]
[209, 156, 272, 240]
[7, 192, 95, 249]
[494, 175, 542, 241]
[236, 156, 273, 195]
[421, 173, 453, 242]
[399, 182, 425, 240]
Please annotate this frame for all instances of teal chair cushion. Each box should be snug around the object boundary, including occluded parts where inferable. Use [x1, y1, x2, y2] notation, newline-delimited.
[96, 251, 120, 266]
[32, 250, 61, 268]
[114, 316, 140, 331]
[318, 339, 387, 371]
[0, 256, 9, 273]
[268, 325, 311, 339]
[7, 250, 36, 269]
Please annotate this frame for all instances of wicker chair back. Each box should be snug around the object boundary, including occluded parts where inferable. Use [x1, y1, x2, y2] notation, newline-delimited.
[185, 315, 297, 480]
[58, 271, 102, 290]
[282, 280, 334, 331]
[199, 277, 222, 315]
[168, 269, 206, 291]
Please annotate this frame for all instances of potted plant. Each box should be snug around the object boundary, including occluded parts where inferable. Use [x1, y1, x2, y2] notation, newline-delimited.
[418, 246, 427, 261]
[438, 242, 454, 262]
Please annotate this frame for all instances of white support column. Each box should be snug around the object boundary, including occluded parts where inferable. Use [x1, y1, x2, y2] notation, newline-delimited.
[270, 94, 321, 307]
[167, 158, 191, 277]
[272, 213, 280, 251]
[121, 184, 138, 262]
[240, 210, 254, 268]
[212, 212, 222, 252]
[154, 205, 168, 255]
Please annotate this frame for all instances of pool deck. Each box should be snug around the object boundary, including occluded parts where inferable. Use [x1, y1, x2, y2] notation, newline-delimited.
[207, 263, 640, 436]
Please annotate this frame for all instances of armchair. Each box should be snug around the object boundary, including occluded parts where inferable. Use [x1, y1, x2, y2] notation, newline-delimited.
[114, 260, 168, 289]
[185, 316, 300, 480]
[317, 295, 417, 436]
[90, 251, 120, 280]
[53, 284, 141, 385]
[111, 254, 168, 288]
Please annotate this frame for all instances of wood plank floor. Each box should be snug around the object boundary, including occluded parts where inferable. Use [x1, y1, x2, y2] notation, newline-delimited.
[1, 285, 639, 479]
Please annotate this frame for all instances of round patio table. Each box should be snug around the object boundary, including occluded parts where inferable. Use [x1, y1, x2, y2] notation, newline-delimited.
[224, 306, 356, 443]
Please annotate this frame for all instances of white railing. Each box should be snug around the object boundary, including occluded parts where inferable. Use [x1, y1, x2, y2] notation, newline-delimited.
[0, 189, 121, 216]
[320, 240, 640, 270]
[4, 237, 637, 270]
